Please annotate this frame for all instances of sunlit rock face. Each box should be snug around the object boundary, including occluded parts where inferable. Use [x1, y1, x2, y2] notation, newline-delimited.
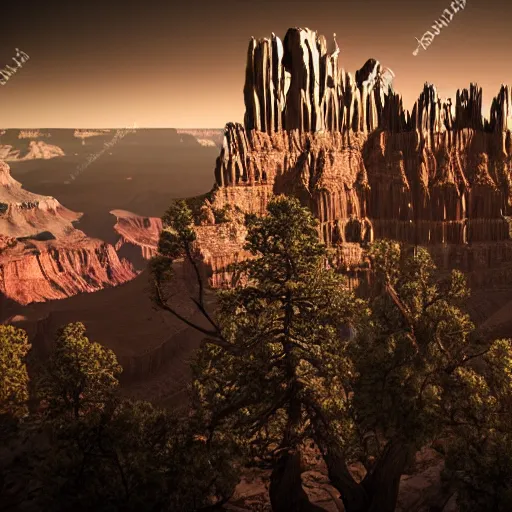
[191, 27, 512, 288]
[111, 210, 162, 262]
[0, 161, 136, 304]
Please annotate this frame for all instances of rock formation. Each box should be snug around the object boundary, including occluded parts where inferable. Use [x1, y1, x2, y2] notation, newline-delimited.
[17, 130, 52, 139]
[0, 161, 136, 304]
[111, 209, 162, 261]
[0, 140, 65, 161]
[192, 27, 512, 287]
[108, 206, 253, 289]
[190, 214, 251, 288]
[197, 139, 217, 148]
[176, 129, 224, 148]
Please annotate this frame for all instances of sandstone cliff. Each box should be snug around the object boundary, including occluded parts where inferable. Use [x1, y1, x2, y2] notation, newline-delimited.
[0, 161, 136, 304]
[192, 27, 512, 288]
[111, 209, 162, 261]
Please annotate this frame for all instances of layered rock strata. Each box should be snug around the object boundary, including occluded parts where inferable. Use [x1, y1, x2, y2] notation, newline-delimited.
[189, 212, 251, 288]
[193, 27, 512, 287]
[0, 162, 136, 304]
[176, 129, 224, 148]
[111, 209, 162, 261]
[0, 236, 136, 305]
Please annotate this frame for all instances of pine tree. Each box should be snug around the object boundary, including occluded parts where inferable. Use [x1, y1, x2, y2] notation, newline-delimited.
[153, 198, 512, 512]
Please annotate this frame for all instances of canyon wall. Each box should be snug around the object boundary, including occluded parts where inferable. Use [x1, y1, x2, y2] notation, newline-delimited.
[111, 209, 162, 261]
[0, 161, 136, 304]
[0, 236, 135, 305]
[194, 27, 512, 287]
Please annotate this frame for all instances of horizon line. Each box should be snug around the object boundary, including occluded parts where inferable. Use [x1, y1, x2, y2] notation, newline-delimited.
[0, 127, 225, 130]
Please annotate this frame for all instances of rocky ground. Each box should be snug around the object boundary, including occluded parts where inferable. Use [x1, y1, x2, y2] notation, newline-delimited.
[223, 446, 457, 511]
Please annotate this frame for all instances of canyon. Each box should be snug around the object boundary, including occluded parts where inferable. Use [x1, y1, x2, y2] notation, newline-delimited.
[4, 26, 512, 404]
[0, 160, 136, 305]
[0, 127, 217, 397]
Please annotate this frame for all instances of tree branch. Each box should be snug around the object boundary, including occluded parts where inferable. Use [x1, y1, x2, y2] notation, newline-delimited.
[385, 283, 419, 353]
[183, 239, 205, 308]
[153, 280, 219, 338]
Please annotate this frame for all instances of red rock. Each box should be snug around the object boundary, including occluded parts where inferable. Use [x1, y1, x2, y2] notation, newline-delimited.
[192, 28, 512, 288]
[188, 218, 252, 288]
[0, 161, 136, 304]
[111, 209, 162, 260]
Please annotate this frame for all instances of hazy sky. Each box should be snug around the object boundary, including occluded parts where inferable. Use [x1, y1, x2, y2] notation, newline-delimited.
[0, 0, 509, 128]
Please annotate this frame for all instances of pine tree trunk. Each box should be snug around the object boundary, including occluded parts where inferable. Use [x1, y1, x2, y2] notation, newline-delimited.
[322, 438, 411, 512]
[269, 286, 326, 511]
[269, 391, 325, 511]
[269, 450, 326, 512]
[362, 438, 410, 512]
[323, 448, 370, 512]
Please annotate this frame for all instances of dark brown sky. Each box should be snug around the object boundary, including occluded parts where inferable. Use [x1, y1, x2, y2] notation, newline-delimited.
[0, 0, 509, 128]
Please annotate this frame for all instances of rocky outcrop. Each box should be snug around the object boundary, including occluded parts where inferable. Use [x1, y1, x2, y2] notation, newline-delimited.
[176, 129, 224, 148]
[0, 161, 136, 304]
[111, 209, 162, 260]
[108, 207, 252, 288]
[197, 139, 217, 147]
[243, 28, 387, 135]
[192, 27, 512, 288]
[0, 140, 65, 161]
[73, 129, 112, 139]
[18, 130, 52, 139]
[0, 160, 79, 238]
[189, 215, 251, 288]
[0, 235, 136, 305]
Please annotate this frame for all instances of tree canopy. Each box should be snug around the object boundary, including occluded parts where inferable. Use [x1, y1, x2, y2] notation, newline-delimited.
[37, 322, 122, 419]
[3, 194, 512, 511]
[153, 196, 363, 510]
[1, 321, 238, 512]
[0, 324, 31, 418]
[312, 239, 506, 512]
[153, 196, 512, 512]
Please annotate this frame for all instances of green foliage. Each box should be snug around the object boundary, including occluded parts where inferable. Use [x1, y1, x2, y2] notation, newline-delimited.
[349, 242, 476, 449]
[212, 204, 243, 224]
[212, 205, 230, 224]
[443, 338, 512, 511]
[189, 224, 512, 509]
[151, 200, 196, 281]
[32, 399, 237, 512]
[38, 322, 122, 419]
[165, 416, 240, 511]
[0, 324, 31, 417]
[191, 195, 364, 463]
[150, 199, 200, 311]
[446, 432, 512, 512]
[183, 185, 218, 224]
[367, 239, 402, 286]
[335, 241, 512, 510]
[160, 200, 197, 256]
[145, 189, 512, 510]
[1, 321, 237, 511]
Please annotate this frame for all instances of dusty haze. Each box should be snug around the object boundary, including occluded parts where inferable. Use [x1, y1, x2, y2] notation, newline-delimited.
[0, 0, 509, 128]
